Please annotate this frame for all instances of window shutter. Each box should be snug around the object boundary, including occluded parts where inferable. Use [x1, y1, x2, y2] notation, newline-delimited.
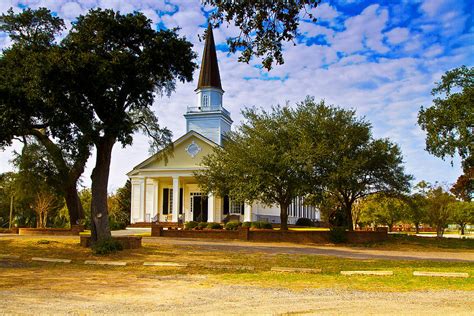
[163, 188, 169, 215]
[179, 188, 183, 214]
[223, 196, 229, 215]
[240, 202, 245, 215]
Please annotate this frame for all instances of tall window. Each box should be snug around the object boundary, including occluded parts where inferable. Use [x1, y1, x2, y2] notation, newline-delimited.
[202, 94, 209, 109]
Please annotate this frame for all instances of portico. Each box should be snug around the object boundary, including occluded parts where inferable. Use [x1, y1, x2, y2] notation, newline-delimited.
[128, 131, 250, 224]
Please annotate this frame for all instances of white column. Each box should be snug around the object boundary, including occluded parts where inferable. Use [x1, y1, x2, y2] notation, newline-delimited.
[143, 176, 147, 222]
[244, 203, 252, 222]
[207, 193, 215, 222]
[153, 179, 159, 222]
[131, 178, 144, 224]
[172, 176, 179, 222]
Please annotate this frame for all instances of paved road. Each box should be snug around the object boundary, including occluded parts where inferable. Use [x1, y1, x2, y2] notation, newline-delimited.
[143, 236, 474, 262]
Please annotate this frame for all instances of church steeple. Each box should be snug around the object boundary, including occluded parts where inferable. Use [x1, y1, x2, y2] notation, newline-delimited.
[184, 23, 232, 145]
[197, 24, 222, 91]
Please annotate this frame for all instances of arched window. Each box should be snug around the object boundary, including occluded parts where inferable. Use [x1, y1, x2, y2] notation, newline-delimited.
[202, 94, 209, 109]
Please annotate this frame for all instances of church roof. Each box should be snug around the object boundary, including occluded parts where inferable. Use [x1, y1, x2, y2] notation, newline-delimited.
[196, 24, 222, 91]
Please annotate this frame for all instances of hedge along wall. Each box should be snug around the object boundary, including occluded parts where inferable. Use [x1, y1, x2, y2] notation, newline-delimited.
[152, 225, 388, 244]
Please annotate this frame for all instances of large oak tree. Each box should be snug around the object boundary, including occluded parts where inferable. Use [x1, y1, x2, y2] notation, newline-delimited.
[0, 8, 89, 225]
[295, 98, 412, 229]
[1, 8, 197, 243]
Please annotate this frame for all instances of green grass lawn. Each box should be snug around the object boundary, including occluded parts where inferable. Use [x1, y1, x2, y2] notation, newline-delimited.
[358, 234, 474, 251]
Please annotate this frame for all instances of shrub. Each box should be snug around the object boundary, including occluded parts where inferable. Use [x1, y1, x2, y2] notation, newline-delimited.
[242, 221, 252, 228]
[198, 222, 208, 229]
[251, 221, 273, 229]
[329, 226, 347, 244]
[295, 218, 314, 227]
[207, 222, 222, 229]
[225, 221, 241, 230]
[91, 238, 123, 255]
[184, 221, 199, 230]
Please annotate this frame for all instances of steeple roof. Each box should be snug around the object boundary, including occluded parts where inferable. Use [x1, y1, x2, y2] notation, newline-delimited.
[197, 24, 222, 91]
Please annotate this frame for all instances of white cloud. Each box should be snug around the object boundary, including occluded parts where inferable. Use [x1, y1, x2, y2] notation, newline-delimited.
[385, 27, 410, 45]
[329, 4, 389, 54]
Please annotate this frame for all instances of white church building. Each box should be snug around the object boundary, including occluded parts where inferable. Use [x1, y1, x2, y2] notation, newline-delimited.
[127, 25, 320, 225]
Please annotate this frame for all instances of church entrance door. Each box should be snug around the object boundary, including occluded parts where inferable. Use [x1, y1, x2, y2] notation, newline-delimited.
[192, 195, 208, 222]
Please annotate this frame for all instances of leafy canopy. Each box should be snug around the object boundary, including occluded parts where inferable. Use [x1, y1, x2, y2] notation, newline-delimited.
[205, 0, 321, 70]
[418, 66, 474, 170]
[196, 104, 308, 230]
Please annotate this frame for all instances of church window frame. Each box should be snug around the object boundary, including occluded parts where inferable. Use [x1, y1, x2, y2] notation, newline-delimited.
[202, 94, 209, 109]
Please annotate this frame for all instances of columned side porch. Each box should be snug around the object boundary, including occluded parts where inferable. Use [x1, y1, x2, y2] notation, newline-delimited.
[130, 175, 250, 224]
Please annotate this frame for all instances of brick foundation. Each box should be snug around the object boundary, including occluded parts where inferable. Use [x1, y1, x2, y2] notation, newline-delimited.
[151, 224, 387, 244]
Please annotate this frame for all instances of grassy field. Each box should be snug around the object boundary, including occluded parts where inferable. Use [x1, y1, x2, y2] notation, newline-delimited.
[1, 235, 473, 292]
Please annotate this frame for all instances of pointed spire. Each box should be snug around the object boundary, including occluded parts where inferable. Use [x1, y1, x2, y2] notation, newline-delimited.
[197, 24, 222, 91]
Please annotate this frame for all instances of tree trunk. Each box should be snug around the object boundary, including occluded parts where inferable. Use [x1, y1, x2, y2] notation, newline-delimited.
[414, 221, 420, 234]
[460, 224, 465, 235]
[280, 202, 289, 231]
[436, 225, 444, 238]
[90, 137, 114, 243]
[65, 183, 84, 225]
[342, 203, 354, 231]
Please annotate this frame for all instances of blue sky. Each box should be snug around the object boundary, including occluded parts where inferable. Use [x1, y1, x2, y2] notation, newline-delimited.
[0, 0, 472, 191]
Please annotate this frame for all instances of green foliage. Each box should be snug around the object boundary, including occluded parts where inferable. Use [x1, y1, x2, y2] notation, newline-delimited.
[207, 222, 223, 229]
[205, 0, 321, 70]
[242, 221, 251, 228]
[78, 189, 92, 229]
[184, 221, 199, 230]
[0, 7, 64, 48]
[196, 100, 317, 230]
[295, 218, 314, 227]
[198, 222, 208, 229]
[91, 238, 123, 255]
[250, 221, 273, 229]
[224, 221, 241, 230]
[359, 194, 407, 232]
[197, 98, 412, 231]
[107, 181, 131, 230]
[449, 201, 474, 235]
[425, 186, 456, 237]
[296, 98, 412, 229]
[328, 226, 347, 244]
[418, 66, 474, 171]
[1, 7, 197, 242]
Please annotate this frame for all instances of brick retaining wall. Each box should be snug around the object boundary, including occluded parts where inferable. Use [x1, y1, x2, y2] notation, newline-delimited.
[152, 225, 387, 244]
[18, 225, 84, 236]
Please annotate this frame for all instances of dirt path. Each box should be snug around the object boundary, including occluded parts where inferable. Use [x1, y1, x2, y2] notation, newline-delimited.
[145, 237, 474, 262]
[2, 273, 473, 315]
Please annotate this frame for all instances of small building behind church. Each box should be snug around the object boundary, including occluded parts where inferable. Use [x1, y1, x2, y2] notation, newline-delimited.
[127, 25, 320, 225]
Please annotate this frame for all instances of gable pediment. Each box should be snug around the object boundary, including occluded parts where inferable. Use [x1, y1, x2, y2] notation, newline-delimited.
[127, 131, 217, 175]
